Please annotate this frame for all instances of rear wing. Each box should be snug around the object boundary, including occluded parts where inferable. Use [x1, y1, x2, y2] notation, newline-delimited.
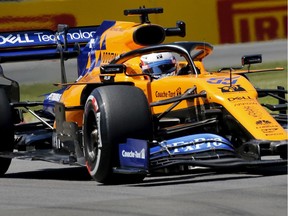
[0, 25, 98, 63]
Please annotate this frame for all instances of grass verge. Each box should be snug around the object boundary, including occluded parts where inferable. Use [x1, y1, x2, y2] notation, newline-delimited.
[20, 83, 60, 101]
[19, 61, 287, 102]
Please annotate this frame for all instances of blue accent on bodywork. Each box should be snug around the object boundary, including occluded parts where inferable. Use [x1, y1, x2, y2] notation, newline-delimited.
[0, 27, 98, 61]
[118, 134, 234, 170]
[0, 30, 56, 48]
[101, 35, 107, 50]
[207, 76, 240, 85]
[150, 133, 234, 160]
[43, 87, 66, 115]
[119, 138, 149, 169]
[77, 21, 116, 77]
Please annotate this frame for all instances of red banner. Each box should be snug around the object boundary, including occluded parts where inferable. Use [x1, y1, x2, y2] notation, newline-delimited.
[218, 0, 287, 43]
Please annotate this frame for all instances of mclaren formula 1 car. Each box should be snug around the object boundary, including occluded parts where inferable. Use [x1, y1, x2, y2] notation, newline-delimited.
[0, 7, 287, 184]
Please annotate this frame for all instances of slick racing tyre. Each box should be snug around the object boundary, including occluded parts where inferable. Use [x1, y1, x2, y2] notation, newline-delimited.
[83, 85, 152, 184]
[0, 89, 14, 176]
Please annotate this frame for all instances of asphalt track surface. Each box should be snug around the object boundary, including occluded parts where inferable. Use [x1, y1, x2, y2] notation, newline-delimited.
[0, 40, 287, 216]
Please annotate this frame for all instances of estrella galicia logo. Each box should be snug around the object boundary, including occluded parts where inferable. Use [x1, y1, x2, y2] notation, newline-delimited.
[219, 85, 246, 93]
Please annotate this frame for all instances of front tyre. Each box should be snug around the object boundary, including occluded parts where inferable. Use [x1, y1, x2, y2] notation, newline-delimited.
[0, 89, 14, 176]
[83, 85, 152, 184]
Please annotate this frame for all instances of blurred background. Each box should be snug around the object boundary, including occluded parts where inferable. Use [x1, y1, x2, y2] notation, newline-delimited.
[0, 0, 287, 85]
[0, 0, 287, 44]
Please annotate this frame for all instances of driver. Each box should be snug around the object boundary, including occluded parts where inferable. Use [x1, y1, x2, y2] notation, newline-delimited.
[140, 52, 177, 79]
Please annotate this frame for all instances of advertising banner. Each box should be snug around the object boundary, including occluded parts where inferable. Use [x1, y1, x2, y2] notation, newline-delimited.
[0, 0, 286, 44]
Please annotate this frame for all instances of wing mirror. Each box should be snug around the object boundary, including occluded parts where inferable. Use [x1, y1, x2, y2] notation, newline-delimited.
[242, 54, 262, 66]
[100, 64, 126, 74]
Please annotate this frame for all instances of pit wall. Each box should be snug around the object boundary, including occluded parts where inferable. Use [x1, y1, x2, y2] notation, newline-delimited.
[0, 0, 286, 44]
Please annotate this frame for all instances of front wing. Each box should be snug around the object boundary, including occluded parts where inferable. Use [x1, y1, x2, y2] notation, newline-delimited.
[0, 133, 286, 175]
[116, 134, 287, 175]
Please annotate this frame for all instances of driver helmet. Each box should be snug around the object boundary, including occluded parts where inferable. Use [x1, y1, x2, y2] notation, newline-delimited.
[140, 52, 177, 79]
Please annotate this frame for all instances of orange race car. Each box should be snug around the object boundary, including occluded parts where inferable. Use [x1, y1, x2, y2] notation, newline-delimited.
[0, 7, 287, 184]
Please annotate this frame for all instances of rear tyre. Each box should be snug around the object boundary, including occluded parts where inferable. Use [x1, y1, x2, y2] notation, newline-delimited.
[83, 85, 152, 184]
[0, 89, 14, 176]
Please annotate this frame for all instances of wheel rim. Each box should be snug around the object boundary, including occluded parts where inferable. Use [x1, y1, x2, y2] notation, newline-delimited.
[86, 110, 100, 162]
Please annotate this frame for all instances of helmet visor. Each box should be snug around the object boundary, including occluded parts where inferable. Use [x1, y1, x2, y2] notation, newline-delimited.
[142, 59, 176, 75]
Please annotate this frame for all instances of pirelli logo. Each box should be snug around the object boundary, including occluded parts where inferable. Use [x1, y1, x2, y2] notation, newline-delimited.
[218, 0, 287, 43]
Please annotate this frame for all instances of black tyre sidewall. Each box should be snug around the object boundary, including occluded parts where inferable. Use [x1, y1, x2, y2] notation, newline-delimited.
[0, 89, 14, 175]
[83, 85, 152, 184]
